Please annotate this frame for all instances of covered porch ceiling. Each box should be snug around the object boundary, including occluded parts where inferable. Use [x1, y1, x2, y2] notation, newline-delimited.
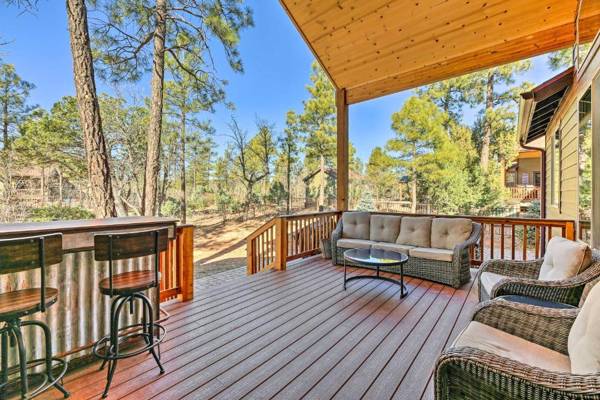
[280, 0, 600, 104]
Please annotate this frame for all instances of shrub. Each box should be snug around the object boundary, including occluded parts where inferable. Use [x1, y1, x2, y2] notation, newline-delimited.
[28, 205, 95, 222]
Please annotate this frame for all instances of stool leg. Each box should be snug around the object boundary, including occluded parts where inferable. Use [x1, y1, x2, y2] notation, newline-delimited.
[11, 323, 28, 399]
[0, 329, 8, 400]
[25, 320, 70, 398]
[99, 296, 125, 372]
[138, 294, 164, 373]
[101, 295, 128, 399]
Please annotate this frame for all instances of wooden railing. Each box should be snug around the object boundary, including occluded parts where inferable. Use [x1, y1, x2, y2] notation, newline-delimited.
[246, 211, 576, 274]
[159, 224, 195, 302]
[507, 185, 540, 202]
[246, 211, 341, 274]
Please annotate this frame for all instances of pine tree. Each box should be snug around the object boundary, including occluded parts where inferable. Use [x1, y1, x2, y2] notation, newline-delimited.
[0, 63, 35, 150]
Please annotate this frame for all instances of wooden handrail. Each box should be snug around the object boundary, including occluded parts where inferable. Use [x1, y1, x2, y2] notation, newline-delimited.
[245, 211, 576, 274]
[159, 224, 195, 302]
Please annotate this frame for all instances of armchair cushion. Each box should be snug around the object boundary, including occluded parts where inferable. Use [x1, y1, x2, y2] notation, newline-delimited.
[480, 271, 506, 298]
[569, 279, 600, 374]
[336, 238, 374, 250]
[369, 214, 402, 243]
[454, 321, 570, 373]
[539, 237, 592, 281]
[409, 247, 453, 262]
[341, 212, 371, 240]
[430, 217, 472, 250]
[371, 242, 414, 255]
[396, 216, 432, 247]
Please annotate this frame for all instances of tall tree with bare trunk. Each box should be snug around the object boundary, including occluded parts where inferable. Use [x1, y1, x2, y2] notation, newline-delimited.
[66, 0, 116, 217]
[91, 0, 253, 215]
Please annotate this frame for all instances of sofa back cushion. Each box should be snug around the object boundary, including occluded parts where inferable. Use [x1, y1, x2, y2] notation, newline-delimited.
[342, 212, 371, 240]
[430, 218, 473, 250]
[370, 215, 402, 243]
[569, 281, 600, 374]
[538, 237, 592, 281]
[396, 216, 432, 247]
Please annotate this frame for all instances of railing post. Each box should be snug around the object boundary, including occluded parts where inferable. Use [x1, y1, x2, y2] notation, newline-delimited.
[564, 221, 576, 241]
[246, 235, 255, 275]
[177, 224, 195, 302]
[274, 217, 288, 271]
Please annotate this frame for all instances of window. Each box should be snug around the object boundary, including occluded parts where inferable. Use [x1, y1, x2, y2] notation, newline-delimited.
[551, 129, 561, 207]
[521, 173, 529, 186]
[506, 172, 515, 185]
[533, 172, 541, 186]
[578, 89, 592, 244]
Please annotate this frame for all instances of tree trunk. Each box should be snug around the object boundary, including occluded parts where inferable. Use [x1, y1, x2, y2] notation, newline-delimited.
[66, 0, 116, 217]
[480, 70, 495, 172]
[143, 0, 167, 216]
[180, 112, 187, 223]
[318, 154, 325, 210]
[2, 92, 9, 150]
[410, 171, 417, 214]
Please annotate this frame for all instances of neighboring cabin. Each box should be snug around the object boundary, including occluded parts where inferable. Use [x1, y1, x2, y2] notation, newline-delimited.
[519, 35, 600, 246]
[505, 143, 542, 203]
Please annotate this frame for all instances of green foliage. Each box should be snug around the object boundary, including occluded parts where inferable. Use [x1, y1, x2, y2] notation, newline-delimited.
[14, 96, 86, 179]
[28, 206, 94, 222]
[0, 62, 36, 149]
[356, 188, 375, 211]
[160, 197, 183, 217]
[91, 0, 253, 83]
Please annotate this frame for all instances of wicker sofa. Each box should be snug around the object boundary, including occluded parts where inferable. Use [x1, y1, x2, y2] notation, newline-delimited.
[478, 236, 600, 306]
[435, 284, 600, 400]
[331, 212, 481, 288]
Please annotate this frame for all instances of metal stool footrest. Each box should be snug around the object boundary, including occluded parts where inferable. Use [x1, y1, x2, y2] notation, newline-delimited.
[92, 322, 166, 361]
[0, 357, 68, 399]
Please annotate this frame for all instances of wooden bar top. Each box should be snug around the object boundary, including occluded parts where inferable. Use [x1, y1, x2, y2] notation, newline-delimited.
[0, 217, 179, 251]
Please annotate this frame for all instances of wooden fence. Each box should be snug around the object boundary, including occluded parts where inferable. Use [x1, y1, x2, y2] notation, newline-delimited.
[246, 211, 575, 274]
[507, 186, 540, 202]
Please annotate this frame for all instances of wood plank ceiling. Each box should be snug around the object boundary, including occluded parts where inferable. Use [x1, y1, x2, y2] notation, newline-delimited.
[280, 0, 600, 104]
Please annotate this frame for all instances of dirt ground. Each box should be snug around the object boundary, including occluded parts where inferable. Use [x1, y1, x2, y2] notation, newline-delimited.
[190, 212, 275, 279]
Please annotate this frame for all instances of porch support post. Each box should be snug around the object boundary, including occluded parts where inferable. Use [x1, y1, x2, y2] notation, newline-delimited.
[592, 75, 600, 249]
[336, 88, 349, 211]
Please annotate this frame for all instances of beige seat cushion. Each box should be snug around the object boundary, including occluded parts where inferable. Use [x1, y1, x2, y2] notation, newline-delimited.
[369, 215, 402, 243]
[372, 242, 414, 255]
[409, 247, 453, 262]
[396, 216, 432, 247]
[336, 238, 374, 250]
[342, 212, 371, 240]
[538, 237, 592, 281]
[431, 218, 472, 250]
[479, 271, 506, 298]
[569, 281, 600, 374]
[454, 321, 570, 373]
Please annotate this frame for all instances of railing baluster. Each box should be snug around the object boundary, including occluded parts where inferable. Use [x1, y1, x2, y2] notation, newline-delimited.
[490, 223, 494, 259]
[535, 226, 540, 259]
[511, 224, 516, 260]
[500, 223, 505, 259]
[522, 224, 528, 261]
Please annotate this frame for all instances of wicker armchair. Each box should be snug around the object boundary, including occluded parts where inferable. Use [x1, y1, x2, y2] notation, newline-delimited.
[477, 250, 600, 306]
[435, 299, 600, 400]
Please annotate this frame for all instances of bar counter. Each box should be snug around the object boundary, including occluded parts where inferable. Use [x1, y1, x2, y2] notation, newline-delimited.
[0, 217, 179, 365]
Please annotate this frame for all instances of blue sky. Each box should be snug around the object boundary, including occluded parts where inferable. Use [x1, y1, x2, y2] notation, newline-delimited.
[0, 0, 558, 162]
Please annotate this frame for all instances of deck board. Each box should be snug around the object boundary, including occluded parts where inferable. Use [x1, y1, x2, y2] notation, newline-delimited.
[41, 257, 479, 400]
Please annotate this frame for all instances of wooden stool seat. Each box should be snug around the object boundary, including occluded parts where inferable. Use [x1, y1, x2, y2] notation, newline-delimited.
[0, 288, 58, 320]
[99, 270, 158, 295]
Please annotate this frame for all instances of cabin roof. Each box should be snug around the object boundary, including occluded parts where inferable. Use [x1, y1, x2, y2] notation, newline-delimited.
[518, 67, 574, 144]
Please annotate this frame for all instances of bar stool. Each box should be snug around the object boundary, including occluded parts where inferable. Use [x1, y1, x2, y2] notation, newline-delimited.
[92, 229, 167, 398]
[0, 234, 69, 399]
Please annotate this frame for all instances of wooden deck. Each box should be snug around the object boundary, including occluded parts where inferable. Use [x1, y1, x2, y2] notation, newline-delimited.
[42, 256, 479, 400]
